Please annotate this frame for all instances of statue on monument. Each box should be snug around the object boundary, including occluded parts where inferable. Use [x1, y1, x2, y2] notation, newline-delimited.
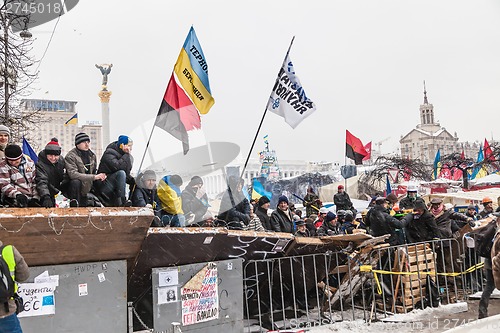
[95, 63, 113, 89]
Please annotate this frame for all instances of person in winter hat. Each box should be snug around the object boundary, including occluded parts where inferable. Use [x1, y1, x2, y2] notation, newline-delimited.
[35, 138, 68, 208]
[181, 175, 210, 226]
[270, 195, 294, 233]
[95, 135, 135, 207]
[255, 195, 272, 231]
[218, 176, 250, 227]
[0, 124, 10, 159]
[64, 132, 105, 207]
[317, 211, 339, 236]
[131, 169, 160, 212]
[0, 144, 40, 207]
[334, 184, 355, 213]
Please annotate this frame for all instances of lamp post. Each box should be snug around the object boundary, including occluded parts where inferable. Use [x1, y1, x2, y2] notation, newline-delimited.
[0, 8, 31, 124]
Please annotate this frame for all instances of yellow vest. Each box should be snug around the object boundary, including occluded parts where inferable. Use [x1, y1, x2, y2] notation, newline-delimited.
[1, 245, 17, 293]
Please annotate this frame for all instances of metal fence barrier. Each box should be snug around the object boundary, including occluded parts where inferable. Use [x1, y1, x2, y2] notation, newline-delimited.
[243, 238, 487, 332]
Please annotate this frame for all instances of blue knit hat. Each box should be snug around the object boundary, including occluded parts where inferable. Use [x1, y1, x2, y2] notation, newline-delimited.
[325, 211, 337, 222]
[118, 135, 132, 149]
[278, 195, 289, 204]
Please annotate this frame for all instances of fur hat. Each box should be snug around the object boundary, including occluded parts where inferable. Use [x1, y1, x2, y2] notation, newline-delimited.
[0, 125, 10, 136]
[118, 135, 132, 148]
[44, 137, 61, 155]
[75, 132, 90, 145]
[278, 195, 289, 205]
[325, 211, 337, 222]
[258, 196, 270, 206]
[4, 144, 22, 160]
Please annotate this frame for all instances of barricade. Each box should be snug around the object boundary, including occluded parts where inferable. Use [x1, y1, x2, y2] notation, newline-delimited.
[243, 238, 487, 331]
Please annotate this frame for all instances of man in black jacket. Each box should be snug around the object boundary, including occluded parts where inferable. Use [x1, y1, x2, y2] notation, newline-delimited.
[255, 195, 272, 231]
[270, 195, 294, 233]
[95, 135, 135, 207]
[181, 176, 209, 226]
[35, 138, 68, 208]
[367, 197, 405, 245]
[403, 200, 441, 243]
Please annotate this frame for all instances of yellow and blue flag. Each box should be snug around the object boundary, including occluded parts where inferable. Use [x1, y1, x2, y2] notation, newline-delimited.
[173, 26, 215, 115]
[433, 149, 441, 180]
[22, 136, 38, 163]
[64, 113, 78, 125]
[251, 178, 273, 201]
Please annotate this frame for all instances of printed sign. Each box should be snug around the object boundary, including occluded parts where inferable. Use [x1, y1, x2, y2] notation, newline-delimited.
[159, 268, 179, 287]
[181, 262, 218, 326]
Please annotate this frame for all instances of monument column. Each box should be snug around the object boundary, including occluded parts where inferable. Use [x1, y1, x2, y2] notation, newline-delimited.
[96, 63, 113, 148]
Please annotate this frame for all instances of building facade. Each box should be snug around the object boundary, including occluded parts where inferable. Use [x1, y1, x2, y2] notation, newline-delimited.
[399, 86, 459, 163]
[21, 99, 103, 160]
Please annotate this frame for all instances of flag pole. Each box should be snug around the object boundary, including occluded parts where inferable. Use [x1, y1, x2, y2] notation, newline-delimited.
[239, 36, 296, 181]
[136, 119, 157, 178]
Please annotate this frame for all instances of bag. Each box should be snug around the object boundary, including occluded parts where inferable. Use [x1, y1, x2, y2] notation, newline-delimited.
[13, 293, 23, 314]
[0, 245, 15, 312]
[468, 220, 497, 257]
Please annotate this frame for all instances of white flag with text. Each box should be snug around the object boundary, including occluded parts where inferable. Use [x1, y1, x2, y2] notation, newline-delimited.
[266, 54, 316, 128]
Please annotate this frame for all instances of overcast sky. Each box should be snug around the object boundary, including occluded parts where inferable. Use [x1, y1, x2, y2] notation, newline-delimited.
[28, 0, 500, 170]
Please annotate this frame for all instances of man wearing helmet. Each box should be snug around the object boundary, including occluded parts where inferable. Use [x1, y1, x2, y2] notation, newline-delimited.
[399, 184, 425, 210]
[479, 197, 494, 219]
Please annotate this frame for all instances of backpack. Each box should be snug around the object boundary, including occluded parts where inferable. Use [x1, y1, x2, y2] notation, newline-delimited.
[0, 245, 15, 311]
[468, 220, 497, 258]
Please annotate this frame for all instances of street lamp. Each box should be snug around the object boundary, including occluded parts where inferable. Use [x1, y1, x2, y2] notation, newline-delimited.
[0, 11, 31, 121]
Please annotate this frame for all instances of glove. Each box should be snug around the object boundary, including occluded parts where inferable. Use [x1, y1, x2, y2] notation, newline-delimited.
[127, 176, 136, 187]
[467, 219, 476, 228]
[41, 196, 53, 208]
[16, 193, 28, 207]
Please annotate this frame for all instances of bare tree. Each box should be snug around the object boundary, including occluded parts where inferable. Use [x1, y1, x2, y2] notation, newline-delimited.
[358, 156, 432, 197]
[0, 1, 41, 143]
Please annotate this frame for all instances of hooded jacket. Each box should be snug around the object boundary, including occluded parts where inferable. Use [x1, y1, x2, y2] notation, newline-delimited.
[218, 176, 250, 223]
[181, 180, 209, 224]
[97, 141, 134, 185]
[403, 209, 441, 243]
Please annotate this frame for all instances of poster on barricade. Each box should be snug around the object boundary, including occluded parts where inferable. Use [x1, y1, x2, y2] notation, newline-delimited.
[17, 282, 57, 317]
[180, 262, 218, 326]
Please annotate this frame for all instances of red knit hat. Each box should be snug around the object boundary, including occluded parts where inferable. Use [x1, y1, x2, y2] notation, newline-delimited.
[45, 137, 61, 155]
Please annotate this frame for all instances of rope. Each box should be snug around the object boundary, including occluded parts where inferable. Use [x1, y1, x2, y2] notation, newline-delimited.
[360, 262, 485, 294]
[131, 305, 153, 332]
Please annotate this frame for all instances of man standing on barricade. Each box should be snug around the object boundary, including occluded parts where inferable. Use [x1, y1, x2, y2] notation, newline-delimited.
[366, 197, 405, 245]
[403, 200, 441, 244]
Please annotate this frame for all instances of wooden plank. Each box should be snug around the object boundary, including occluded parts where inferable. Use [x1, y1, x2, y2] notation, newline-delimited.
[409, 262, 435, 271]
[0, 207, 153, 267]
[330, 265, 350, 274]
[407, 253, 435, 263]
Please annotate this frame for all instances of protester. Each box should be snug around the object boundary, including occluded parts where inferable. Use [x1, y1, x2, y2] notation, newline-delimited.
[304, 217, 317, 236]
[255, 196, 272, 231]
[0, 125, 10, 159]
[0, 240, 29, 332]
[95, 135, 134, 207]
[317, 211, 340, 236]
[181, 176, 209, 226]
[218, 176, 250, 229]
[65, 132, 106, 207]
[294, 220, 310, 237]
[35, 138, 67, 208]
[247, 205, 265, 231]
[341, 210, 357, 234]
[478, 197, 494, 219]
[366, 197, 405, 245]
[466, 204, 478, 221]
[403, 200, 441, 243]
[158, 174, 185, 227]
[131, 169, 159, 210]
[399, 185, 425, 210]
[333, 185, 355, 213]
[303, 186, 321, 217]
[477, 212, 500, 319]
[429, 197, 472, 239]
[314, 207, 328, 229]
[0, 144, 39, 207]
[270, 195, 294, 233]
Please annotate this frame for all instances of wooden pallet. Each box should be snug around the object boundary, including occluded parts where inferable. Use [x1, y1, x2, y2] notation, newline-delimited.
[391, 243, 436, 313]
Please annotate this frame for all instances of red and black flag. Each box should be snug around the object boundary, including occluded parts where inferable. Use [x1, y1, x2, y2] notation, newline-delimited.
[346, 130, 368, 165]
[154, 27, 214, 155]
[155, 74, 201, 154]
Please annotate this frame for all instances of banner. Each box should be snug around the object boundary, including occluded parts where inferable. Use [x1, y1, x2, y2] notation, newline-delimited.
[346, 130, 368, 165]
[267, 53, 316, 128]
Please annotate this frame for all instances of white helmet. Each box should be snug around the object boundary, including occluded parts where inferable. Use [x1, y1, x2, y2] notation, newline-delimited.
[407, 184, 418, 192]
